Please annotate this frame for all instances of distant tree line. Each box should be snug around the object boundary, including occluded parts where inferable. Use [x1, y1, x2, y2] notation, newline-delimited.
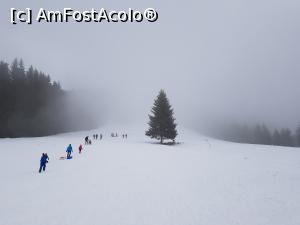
[212, 123, 300, 147]
[0, 58, 96, 138]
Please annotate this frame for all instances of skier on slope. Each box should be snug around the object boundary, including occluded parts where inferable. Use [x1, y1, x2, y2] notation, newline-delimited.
[39, 153, 49, 173]
[66, 144, 73, 159]
[79, 144, 83, 154]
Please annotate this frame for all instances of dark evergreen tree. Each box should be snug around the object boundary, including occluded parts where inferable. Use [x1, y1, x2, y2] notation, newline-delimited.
[146, 90, 178, 144]
[272, 129, 281, 146]
[261, 125, 272, 145]
[253, 125, 263, 144]
[251, 124, 271, 145]
[0, 61, 11, 127]
[280, 128, 293, 147]
[296, 127, 300, 147]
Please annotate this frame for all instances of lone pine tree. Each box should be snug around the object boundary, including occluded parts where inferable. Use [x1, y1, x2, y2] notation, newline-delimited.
[146, 90, 178, 144]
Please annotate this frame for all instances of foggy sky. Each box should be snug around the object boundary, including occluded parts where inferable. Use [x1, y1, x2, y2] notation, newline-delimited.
[1, 0, 300, 130]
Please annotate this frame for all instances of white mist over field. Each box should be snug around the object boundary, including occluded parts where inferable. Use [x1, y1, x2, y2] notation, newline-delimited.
[1, 0, 300, 129]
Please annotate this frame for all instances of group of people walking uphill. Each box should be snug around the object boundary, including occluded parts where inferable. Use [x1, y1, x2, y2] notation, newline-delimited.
[38, 131, 127, 173]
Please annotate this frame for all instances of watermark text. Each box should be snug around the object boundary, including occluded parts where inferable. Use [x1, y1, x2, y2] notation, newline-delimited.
[10, 8, 158, 25]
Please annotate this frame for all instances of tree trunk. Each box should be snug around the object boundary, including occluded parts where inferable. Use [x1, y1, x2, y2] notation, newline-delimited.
[160, 136, 163, 144]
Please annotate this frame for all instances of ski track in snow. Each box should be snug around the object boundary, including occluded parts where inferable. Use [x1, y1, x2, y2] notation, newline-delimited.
[0, 125, 300, 225]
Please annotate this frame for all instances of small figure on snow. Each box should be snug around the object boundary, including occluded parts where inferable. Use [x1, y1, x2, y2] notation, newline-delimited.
[66, 144, 73, 159]
[85, 136, 89, 145]
[79, 144, 83, 154]
[39, 153, 49, 173]
[100, 134, 102, 140]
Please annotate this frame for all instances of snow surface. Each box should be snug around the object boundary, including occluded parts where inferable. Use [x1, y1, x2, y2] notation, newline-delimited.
[0, 125, 300, 225]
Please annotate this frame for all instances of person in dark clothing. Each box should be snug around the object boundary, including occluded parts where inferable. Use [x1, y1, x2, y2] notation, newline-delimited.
[85, 136, 89, 145]
[39, 153, 49, 173]
[79, 144, 83, 154]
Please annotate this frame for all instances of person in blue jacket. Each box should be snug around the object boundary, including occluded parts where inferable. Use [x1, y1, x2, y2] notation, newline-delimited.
[39, 153, 49, 173]
[66, 144, 73, 159]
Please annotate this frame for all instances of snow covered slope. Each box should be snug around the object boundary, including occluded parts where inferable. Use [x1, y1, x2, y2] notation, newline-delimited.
[0, 125, 300, 225]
